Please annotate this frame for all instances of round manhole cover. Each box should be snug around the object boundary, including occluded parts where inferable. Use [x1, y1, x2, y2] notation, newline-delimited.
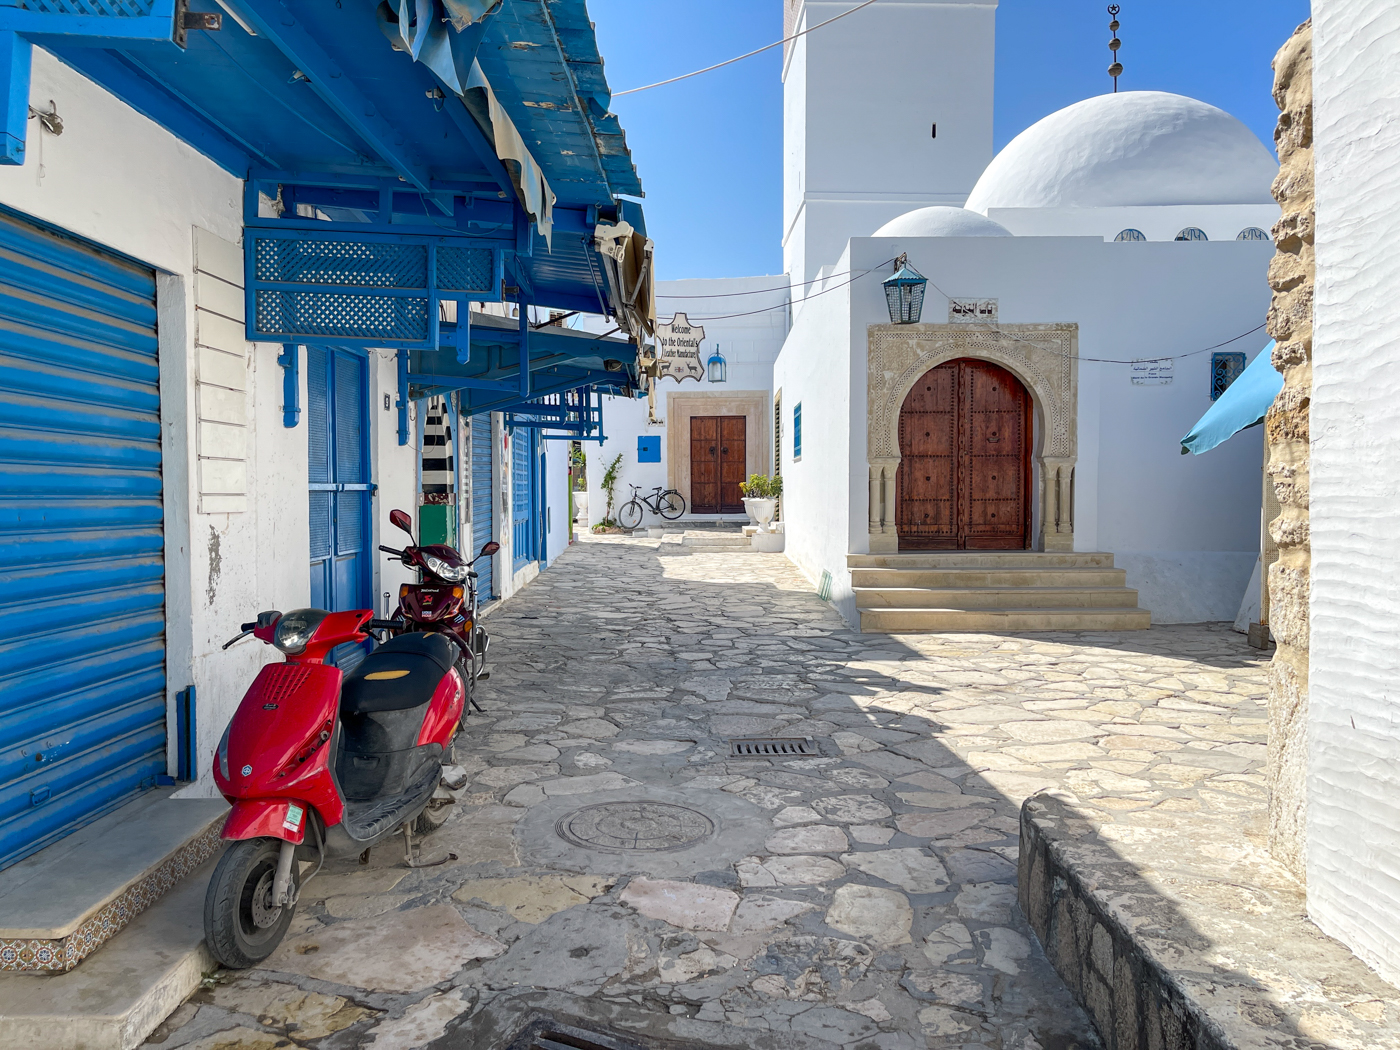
[555, 802, 715, 853]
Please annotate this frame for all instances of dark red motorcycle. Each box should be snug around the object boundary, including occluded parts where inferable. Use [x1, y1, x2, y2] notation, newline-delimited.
[378, 507, 499, 702]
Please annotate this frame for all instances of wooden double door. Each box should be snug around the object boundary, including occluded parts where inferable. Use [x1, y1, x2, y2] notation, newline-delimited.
[691, 415, 746, 514]
[897, 358, 1032, 549]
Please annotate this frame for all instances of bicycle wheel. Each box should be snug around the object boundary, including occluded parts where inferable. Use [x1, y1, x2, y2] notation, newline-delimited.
[618, 500, 644, 529]
[658, 490, 686, 520]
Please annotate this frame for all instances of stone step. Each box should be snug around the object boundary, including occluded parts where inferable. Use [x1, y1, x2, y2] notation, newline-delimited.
[0, 856, 216, 1049]
[849, 567, 1129, 588]
[858, 606, 1152, 633]
[0, 788, 226, 972]
[854, 586, 1141, 610]
[847, 551, 1117, 569]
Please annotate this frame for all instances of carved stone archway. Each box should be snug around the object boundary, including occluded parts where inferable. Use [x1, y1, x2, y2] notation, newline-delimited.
[866, 323, 1078, 553]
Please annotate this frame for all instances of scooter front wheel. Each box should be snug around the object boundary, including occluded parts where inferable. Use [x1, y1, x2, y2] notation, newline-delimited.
[204, 837, 300, 969]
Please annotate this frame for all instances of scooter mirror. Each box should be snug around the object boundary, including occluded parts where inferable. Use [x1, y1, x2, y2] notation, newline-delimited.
[389, 509, 414, 540]
[480, 541, 501, 557]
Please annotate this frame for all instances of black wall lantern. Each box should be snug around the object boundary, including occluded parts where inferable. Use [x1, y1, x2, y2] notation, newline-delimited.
[882, 254, 928, 324]
[707, 345, 727, 383]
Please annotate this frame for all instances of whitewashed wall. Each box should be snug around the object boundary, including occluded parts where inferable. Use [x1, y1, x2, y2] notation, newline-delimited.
[986, 204, 1279, 243]
[1307, 0, 1400, 988]
[773, 231, 1272, 627]
[783, 0, 997, 288]
[582, 276, 790, 528]
[772, 251, 857, 621]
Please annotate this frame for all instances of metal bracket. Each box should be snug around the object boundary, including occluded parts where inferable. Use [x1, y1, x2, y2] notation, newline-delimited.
[277, 344, 300, 428]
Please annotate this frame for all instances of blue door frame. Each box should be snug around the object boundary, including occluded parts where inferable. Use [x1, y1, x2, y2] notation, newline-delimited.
[307, 348, 372, 654]
[511, 428, 544, 572]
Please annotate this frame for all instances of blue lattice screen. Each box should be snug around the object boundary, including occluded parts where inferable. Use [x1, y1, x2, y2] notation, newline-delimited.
[247, 232, 498, 347]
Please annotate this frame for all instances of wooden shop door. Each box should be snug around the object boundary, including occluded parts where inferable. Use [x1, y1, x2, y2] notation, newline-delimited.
[896, 358, 1031, 549]
[691, 415, 747, 514]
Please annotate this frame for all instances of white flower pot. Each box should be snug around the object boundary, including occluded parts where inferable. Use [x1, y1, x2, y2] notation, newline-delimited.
[742, 497, 777, 533]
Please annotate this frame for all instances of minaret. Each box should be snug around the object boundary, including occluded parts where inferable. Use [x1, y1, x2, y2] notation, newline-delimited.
[782, 0, 998, 289]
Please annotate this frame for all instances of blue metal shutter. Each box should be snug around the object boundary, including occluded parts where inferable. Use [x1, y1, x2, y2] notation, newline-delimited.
[0, 208, 165, 870]
[512, 430, 533, 570]
[470, 413, 494, 601]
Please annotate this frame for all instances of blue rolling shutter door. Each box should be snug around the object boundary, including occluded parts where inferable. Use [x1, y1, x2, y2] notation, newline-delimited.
[470, 413, 494, 601]
[0, 209, 166, 870]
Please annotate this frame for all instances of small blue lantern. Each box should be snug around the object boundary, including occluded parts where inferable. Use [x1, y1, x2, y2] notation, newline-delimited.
[707, 345, 727, 383]
[882, 253, 928, 324]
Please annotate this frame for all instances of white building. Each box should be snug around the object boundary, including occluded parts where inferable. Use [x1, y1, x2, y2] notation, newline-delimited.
[582, 275, 790, 528]
[1306, 0, 1400, 989]
[0, 2, 639, 999]
[775, 87, 1279, 629]
[598, 1, 1278, 635]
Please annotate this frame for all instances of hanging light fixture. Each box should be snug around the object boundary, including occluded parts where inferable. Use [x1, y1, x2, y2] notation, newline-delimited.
[882, 254, 928, 324]
[707, 345, 728, 383]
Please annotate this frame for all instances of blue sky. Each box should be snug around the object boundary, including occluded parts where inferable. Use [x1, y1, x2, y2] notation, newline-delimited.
[590, 0, 1311, 281]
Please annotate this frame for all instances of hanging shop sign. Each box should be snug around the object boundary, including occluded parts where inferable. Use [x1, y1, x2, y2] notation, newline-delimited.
[655, 312, 706, 382]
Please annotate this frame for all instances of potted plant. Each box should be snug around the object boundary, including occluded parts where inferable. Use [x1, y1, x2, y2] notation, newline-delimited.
[739, 474, 782, 534]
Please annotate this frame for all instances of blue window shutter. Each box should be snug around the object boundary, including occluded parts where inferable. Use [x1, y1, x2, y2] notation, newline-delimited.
[794, 402, 802, 459]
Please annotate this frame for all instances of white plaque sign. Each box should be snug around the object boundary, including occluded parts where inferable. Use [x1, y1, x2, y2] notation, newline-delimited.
[1131, 358, 1174, 385]
[655, 311, 705, 382]
[948, 298, 998, 323]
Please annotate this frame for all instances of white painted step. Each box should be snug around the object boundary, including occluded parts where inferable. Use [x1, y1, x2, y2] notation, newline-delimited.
[850, 567, 1129, 588]
[859, 606, 1152, 632]
[854, 585, 1141, 610]
[847, 551, 1117, 569]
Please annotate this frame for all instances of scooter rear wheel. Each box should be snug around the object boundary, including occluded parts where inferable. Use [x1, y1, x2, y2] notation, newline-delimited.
[204, 838, 300, 969]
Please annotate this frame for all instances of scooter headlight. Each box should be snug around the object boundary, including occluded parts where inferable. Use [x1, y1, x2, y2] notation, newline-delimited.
[422, 553, 469, 582]
[217, 724, 231, 780]
[273, 608, 328, 654]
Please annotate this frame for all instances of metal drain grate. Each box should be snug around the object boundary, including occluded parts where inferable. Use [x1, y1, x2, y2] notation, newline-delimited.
[506, 1017, 652, 1050]
[728, 736, 816, 757]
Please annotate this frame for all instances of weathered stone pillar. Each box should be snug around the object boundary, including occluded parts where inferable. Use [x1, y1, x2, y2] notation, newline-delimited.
[868, 458, 900, 553]
[1040, 458, 1075, 552]
[1266, 19, 1313, 880]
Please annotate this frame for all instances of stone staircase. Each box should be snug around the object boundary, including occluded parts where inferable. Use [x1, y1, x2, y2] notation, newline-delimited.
[681, 530, 752, 552]
[850, 551, 1151, 633]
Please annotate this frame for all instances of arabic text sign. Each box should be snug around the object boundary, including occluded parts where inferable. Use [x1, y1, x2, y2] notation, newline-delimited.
[1131, 358, 1174, 385]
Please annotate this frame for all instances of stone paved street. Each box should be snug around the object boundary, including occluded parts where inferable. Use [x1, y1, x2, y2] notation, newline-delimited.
[145, 536, 1275, 1050]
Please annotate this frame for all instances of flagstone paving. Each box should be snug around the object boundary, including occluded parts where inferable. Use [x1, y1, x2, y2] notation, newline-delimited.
[144, 535, 1274, 1050]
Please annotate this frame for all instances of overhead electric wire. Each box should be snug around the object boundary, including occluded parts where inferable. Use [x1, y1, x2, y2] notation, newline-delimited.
[680, 258, 895, 321]
[656, 266, 867, 299]
[917, 272, 1270, 364]
[613, 0, 883, 96]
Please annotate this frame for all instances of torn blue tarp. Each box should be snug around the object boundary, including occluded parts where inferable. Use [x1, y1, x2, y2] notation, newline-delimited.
[1180, 342, 1284, 455]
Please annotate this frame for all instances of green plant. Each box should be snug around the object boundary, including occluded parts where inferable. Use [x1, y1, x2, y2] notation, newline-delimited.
[570, 445, 587, 491]
[601, 453, 624, 519]
[739, 473, 783, 499]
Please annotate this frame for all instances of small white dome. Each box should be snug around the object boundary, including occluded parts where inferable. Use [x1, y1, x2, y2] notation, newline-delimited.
[965, 91, 1277, 212]
[872, 206, 1013, 238]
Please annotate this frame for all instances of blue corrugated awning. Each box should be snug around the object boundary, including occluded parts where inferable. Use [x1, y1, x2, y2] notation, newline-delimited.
[1180, 342, 1284, 455]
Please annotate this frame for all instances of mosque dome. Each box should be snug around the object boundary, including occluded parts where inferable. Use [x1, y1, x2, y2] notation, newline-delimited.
[872, 206, 1013, 238]
[964, 91, 1277, 212]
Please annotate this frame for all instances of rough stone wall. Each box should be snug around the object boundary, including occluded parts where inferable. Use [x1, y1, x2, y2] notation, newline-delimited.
[1264, 20, 1313, 881]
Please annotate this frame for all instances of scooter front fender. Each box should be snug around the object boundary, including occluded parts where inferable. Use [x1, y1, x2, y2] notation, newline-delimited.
[222, 797, 310, 845]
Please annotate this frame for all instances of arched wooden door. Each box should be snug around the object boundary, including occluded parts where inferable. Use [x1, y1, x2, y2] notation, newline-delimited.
[896, 358, 1032, 549]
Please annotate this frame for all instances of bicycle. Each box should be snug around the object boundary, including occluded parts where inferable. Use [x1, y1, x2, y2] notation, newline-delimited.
[617, 484, 686, 529]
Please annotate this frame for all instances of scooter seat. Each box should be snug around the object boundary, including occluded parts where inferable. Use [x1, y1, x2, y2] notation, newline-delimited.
[340, 633, 458, 715]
